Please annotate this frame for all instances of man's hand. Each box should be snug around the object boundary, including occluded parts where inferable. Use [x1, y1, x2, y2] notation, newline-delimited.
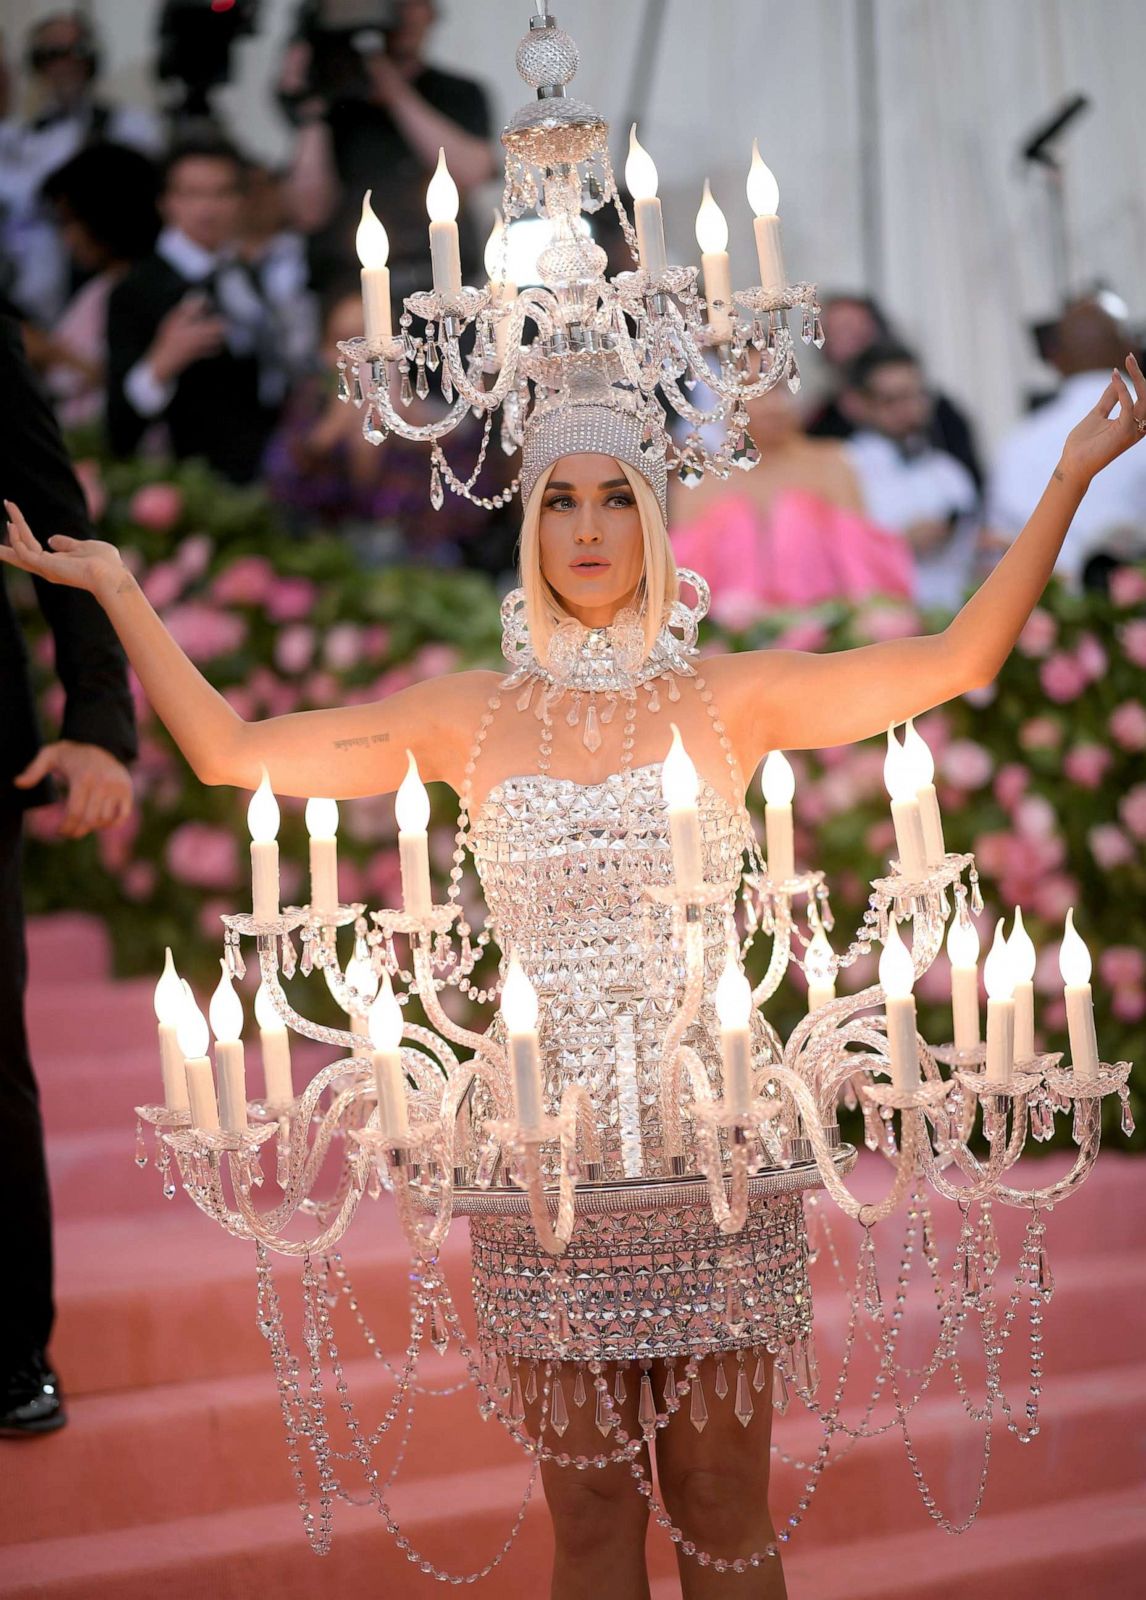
[14, 741, 133, 839]
[148, 294, 227, 385]
[364, 50, 410, 108]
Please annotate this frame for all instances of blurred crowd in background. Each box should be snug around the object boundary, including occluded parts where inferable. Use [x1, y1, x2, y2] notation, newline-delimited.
[2, 3, 1145, 609]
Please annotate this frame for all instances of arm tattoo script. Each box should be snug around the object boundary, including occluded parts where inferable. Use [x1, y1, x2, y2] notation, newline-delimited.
[332, 732, 391, 752]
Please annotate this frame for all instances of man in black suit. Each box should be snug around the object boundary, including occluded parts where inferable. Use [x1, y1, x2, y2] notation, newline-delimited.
[0, 298, 136, 1435]
[106, 139, 294, 485]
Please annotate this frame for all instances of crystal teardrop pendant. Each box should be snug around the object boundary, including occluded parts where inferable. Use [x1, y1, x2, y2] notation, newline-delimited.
[734, 1365, 754, 1427]
[415, 358, 430, 400]
[351, 369, 364, 407]
[731, 433, 762, 470]
[363, 409, 386, 446]
[582, 699, 602, 753]
[336, 364, 350, 402]
[1120, 1089, 1136, 1137]
[510, 1373, 525, 1423]
[786, 352, 801, 393]
[573, 1368, 587, 1407]
[441, 365, 454, 402]
[638, 1370, 657, 1433]
[595, 1384, 613, 1436]
[689, 1373, 709, 1433]
[400, 368, 414, 406]
[614, 1369, 627, 1403]
[772, 1363, 790, 1414]
[525, 1364, 538, 1404]
[752, 1353, 768, 1393]
[663, 1364, 678, 1406]
[429, 463, 444, 510]
[1036, 1244, 1055, 1301]
[714, 1359, 729, 1399]
[494, 1352, 510, 1392]
[134, 1120, 148, 1169]
[550, 1377, 570, 1436]
[678, 457, 704, 489]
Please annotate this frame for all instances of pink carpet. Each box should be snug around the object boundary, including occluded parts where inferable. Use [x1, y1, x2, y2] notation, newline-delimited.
[3, 913, 1143, 1598]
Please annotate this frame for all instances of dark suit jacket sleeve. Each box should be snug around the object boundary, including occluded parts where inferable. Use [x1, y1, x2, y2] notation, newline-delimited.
[106, 266, 167, 459]
[1, 310, 137, 766]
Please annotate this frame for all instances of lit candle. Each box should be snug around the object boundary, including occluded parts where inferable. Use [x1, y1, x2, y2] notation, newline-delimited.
[345, 941, 379, 1040]
[761, 749, 795, 883]
[903, 717, 945, 866]
[879, 920, 919, 1093]
[714, 953, 754, 1116]
[983, 919, 1016, 1084]
[305, 796, 340, 919]
[395, 750, 432, 917]
[254, 982, 294, 1108]
[695, 179, 733, 342]
[883, 726, 927, 878]
[946, 912, 981, 1051]
[1008, 906, 1037, 1064]
[153, 946, 189, 1111]
[369, 972, 409, 1142]
[804, 925, 836, 1012]
[484, 209, 518, 368]
[661, 724, 703, 894]
[626, 125, 668, 280]
[178, 993, 219, 1131]
[208, 961, 248, 1133]
[746, 139, 785, 294]
[427, 147, 462, 298]
[501, 955, 543, 1133]
[1059, 908, 1099, 1077]
[356, 190, 393, 348]
[248, 768, 280, 922]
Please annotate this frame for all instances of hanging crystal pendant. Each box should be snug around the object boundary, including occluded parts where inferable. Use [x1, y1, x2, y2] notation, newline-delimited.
[663, 1364, 678, 1406]
[441, 365, 454, 402]
[134, 1120, 148, 1169]
[731, 432, 762, 470]
[961, 1246, 981, 1303]
[494, 1352, 510, 1393]
[595, 1384, 613, 1437]
[425, 338, 440, 372]
[734, 1364, 754, 1427]
[714, 1359, 729, 1399]
[430, 463, 445, 511]
[980, 1206, 1001, 1278]
[573, 1368, 587, 1407]
[614, 1368, 627, 1403]
[510, 1373, 525, 1423]
[582, 698, 602, 753]
[351, 368, 364, 407]
[415, 357, 430, 400]
[525, 1364, 538, 1404]
[1120, 1088, 1136, 1137]
[678, 457, 704, 489]
[362, 408, 387, 445]
[550, 1377, 570, 1436]
[336, 363, 350, 403]
[772, 1362, 790, 1414]
[752, 1352, 768, 1392]
[689, 1373, 709, 1433]
[812, 313, 826, 348]
[638, 1369, 657, 1433]
[400, 367, 414, 406]
[786, 352, 801, 393]
[1036, 1244, 1055, 1301]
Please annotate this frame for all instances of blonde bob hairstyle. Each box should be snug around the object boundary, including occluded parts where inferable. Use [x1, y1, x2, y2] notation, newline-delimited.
[518, 460, 679, 666]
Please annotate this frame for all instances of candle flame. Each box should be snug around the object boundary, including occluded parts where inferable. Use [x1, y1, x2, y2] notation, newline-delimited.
[1058, 907, 1092, 987]
[208, 960, 244, 1045]
[879, 919, 915, 1000]
[247, 768, 280, 844]
[714, 952, 753, 1030]
[661, 723, 699, 808]
[746, 139, 780, 217]
[804, 925, 835, 985]
[176, 992, 210, 1060]
[946, 912, 980, 969]
[625, 123, 659, 200]
[761, 749, 795, 806]
[154, 946, 185, 1026]
[901, 716, 936, 786]
[355, 190, 390, 269]
[395, 749, 431, 833]
[695, 178, 729, 254]
[254, 981, 286, 1034]
[484, 208, 506, 281]
[882, 725, 915, 803]
[426, 147, 459, 223]
[501, 954, 539, 1033]
[983, 918, 1017, 1001]
[1007, 906, 1037, 985]
[368, 971, 404, 1052]
[305, 796, 339, 839]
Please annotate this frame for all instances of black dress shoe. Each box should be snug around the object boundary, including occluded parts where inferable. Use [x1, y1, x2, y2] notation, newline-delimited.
[0, 1353, 66, 1437]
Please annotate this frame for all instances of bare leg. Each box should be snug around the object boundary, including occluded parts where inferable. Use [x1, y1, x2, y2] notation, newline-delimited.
[654, 1354, 786, 1600]
[523, 1359, 652, 1600]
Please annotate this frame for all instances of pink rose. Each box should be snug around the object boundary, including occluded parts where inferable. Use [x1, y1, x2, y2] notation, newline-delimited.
[1017, 608, 1057, 658]
[165, 602, 247, 662]
[1110, 566, 1146, 608]
[175, 533, 213, 580]
[165, 822, 240, 890]
[141, 561, 184, 609]
[412, 642, 461, 679]
[266, 576, 318, 622]
[709, 589, 759, 631]
[278, 859, 303, 903]
[1014, 793, 1057, 840]
[362, 624, 390, 660]
[865, 819, 896, 855]
[1099, 946, 1146, 989]
[1029, 872, 1079, 923]
[993, 763, 1029, 813]
[1088, 823, 1135, 870]
[322, 622, 364, 672]
[1064, 743, 1112, 789]
[1118, 784, 1146, 840]
[1119, 620, 1146, 668]
[1034, 944, 1063, 997]
[129, 482, 183, 532]
[302, 670, 341, 707]
[374, 665, 415, 698]
[1040, 651, 1088, 703]
[73, 459, 107, 523]
[199, 899, 229, 939]
[122, 860, 156, 901]
[939, 738, 993, 790]
[365, 849, 403, 905]
[212, 555, 275, 606]
[274, 623, 316, 676]
[1112, 988, 1146, 1023]
[774, 619, 829, 653]
[1074, 632, 1108, 682]
[1019, 716, 1062, 752]
[1043, 997, 1068, 1032]
[1110, 701, 1146, 751]
[342, 795, 394, 843]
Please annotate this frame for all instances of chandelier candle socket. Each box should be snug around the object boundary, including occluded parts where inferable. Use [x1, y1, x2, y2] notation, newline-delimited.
[484, 211, 518, 367]
[305, 797, 340, 919]
[369, 973, 409, 1142]
[626, 125, 668, 279]
[254, 982, 294, 1107]
[903, 717, 945, 865]
[983, 919, 1017, 1084]
[1008, 907, 1038, 1063]
[695, 180, 733, 342]
[715, 954, 754, 1116]
[395, 750, 433, 917]
[426, 148, 462, 297]
[761, 749, 796, 883]
[501, 955, 544, 1132]
[1059, 909, 1100, 1077]
[884, 725, 927, 877]
[879, 920, 919, 1093]
[946, 911, 981, 1051]
[153, 946, 189, 1111]
[747, 139, 785, 295]
[208, 961, 248, 1133]
[247, 769, 280, 922]
[661, 724, 703, 893]
[356, 191, 393, 347]
[177, 994, 219, 1131]
[804, 925, 836, 1011]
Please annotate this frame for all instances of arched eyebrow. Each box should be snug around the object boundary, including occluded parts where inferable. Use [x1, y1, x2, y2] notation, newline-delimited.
[546, 478, 630, 492]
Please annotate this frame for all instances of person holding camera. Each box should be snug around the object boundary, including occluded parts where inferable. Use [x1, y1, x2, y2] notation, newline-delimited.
[280, 1, 494, 297]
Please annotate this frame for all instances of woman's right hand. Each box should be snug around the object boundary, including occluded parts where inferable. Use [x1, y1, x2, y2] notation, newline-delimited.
[1, 500, 127, 604]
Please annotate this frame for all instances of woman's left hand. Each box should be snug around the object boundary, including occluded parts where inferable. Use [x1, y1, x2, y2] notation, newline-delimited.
[1058, 351, 1146, 488]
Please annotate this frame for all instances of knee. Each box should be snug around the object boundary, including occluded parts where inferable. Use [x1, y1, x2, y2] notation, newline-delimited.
[544, 1466, 649, 1554]
[659, 1466, 769, 1551]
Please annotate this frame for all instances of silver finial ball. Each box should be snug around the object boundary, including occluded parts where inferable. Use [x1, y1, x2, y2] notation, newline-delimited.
[515, 24, 579, 88]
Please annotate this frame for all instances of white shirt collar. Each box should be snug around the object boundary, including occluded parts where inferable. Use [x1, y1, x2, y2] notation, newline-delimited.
[156, 226, 227, 283]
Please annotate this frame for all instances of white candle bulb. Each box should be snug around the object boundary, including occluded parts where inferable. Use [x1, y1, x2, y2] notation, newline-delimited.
[983, 919, 1017, 1084]
[695, 179, 729, 253]
[154, 946, 189, 1111]
[209, 962, 247, 1132]
[483, 208, 519, 366]
[695, 179, 733, 341]
[903, 717, 945, 864]
[247, 768, 280, 921]
[502, 955, 543, 1131]
[305, 796, 340, 918]
[356, 189, 393, 347]
[484, 208, 507, 280]
[805, 925, 836, 1011]
[884, 726, 927, 877]
[177, 994, 218, 1131]
[176, 994, 210, 1062]
[747, 139, 785, 294]
[946, 913, 980, 968]
[426, 147, 462, 296]
[761, 749, 796, 883]
[1008, 907, 1038, 1064]
[715, 953, 754, 1116]
[661, 724, 703, 893]
[395, 749, 432, 916]
[946, 911, 981, 1052]
[426, 147, 459, 222]
[1059, 908, 1099, 1077]
[255, 981, 294, 1108]
[626, 124, 668, 279]
[880, 920, 919, 1092]
[369, 972, 408, 1141]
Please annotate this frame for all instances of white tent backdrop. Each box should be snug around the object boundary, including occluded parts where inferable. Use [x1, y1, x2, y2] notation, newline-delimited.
[7, 0, 1146, 449]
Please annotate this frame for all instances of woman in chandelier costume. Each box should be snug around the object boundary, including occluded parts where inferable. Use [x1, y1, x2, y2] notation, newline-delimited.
[3, 352, 1144, 1599]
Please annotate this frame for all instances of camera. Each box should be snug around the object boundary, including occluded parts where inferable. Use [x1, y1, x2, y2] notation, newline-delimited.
[287, 1, 402, 106]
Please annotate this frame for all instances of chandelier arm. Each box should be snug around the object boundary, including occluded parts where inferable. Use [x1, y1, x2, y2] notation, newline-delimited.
[561, 1081, 604, 1170]
[387, 1133, 456, 1257]
[257, 950, 368, 1052]
[367, 382, 474, 443]
[750, 913, 793, 1008]
[914, 1101, 1032, 1205]
[231, 1142, 372, 1256]
[517, 1137, 573, 1257]
[399, 1020, 462, 1078]
[411, 941, 510, 1103]
[664, 298, 797, 403]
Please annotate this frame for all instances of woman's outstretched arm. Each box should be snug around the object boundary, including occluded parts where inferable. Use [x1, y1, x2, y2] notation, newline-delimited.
[718, 356, 1146, 758]
[0, 500, 494, 798]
